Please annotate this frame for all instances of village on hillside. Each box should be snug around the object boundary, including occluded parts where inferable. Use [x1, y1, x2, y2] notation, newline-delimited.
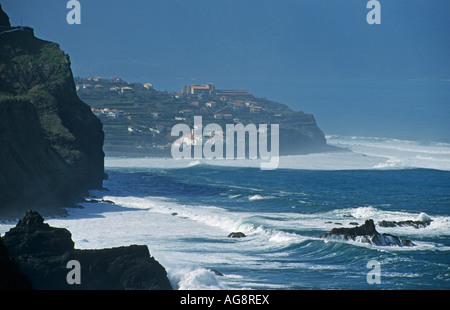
[76, 77, 274, 122]
[75, 76, 323, 156]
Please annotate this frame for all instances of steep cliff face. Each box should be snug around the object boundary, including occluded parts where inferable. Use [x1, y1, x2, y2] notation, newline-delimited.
[0, 4, 9, 27]
[0, 6, 104, 217]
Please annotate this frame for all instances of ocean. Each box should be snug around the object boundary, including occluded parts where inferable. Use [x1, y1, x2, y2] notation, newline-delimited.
[156, 78, 450, 143]
[1, 135, 449, 290]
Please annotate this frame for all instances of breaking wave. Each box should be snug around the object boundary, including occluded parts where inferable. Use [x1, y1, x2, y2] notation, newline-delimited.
[105, 135, 450, 171]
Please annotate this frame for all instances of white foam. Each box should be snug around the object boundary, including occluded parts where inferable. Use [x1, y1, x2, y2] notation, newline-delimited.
[169, 267, 224, 290]
[327, 135, 450, 171]
[2, 195, 448, 290]
[295, 206, 450, 249]
[248, 194, 271, 201]
[188, 160, 202, 167]
[105, 157, 201, 169]
[105, 135, 450, 171]
[417, 212, 432, 222]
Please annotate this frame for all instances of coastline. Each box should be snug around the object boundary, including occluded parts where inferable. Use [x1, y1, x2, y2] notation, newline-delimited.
[2, 164, 448, 290]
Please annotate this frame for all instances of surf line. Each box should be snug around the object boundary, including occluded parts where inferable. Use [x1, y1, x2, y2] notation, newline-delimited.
[171, 116, 279, 170]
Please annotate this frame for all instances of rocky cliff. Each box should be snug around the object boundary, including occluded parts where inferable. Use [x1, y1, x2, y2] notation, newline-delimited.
[0, 5, 104, 217]
[0, 3, 9, 27]
[1, 210, 172, 289]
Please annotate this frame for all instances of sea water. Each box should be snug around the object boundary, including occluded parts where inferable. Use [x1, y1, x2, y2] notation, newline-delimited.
[1, 136, 449, 289]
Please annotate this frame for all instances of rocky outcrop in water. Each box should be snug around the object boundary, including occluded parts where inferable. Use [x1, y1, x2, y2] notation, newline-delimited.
[378, 220, 431, 229]
[1, 210, 172, 289]
[378, 213, 432, 229]
[228, 232, 246, 238]
[320, 219, 415, 247]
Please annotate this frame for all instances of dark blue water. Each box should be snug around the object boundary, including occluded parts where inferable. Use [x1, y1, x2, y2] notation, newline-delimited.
[104, 165, 450, 289]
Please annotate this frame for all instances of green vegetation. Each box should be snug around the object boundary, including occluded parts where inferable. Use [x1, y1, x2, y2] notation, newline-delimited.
[75, 77, 330, 156]
[0, 23, 104, 217]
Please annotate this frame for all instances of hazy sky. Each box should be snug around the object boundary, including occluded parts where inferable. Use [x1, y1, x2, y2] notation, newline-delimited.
[2, 0, 449, 87]
[2, 0, 449, 141]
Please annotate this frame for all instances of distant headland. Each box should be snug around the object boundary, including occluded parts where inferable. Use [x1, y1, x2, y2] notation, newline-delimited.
[75, 77, 335, 158]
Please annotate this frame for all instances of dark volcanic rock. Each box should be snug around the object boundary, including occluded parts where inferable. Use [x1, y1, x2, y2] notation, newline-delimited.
[228, 232, 246, 238]
[0, 236, 32, 289]
[3, 210, 74, 257]
[378, 220, 431, 229]
[320, 219, 415, 247]
[324, 219, 377, 237]
[1, 210, 172, 290]
[0, 4, 10, 27]
[0, 6, 104, 217]
[69, 245, 172, 290]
